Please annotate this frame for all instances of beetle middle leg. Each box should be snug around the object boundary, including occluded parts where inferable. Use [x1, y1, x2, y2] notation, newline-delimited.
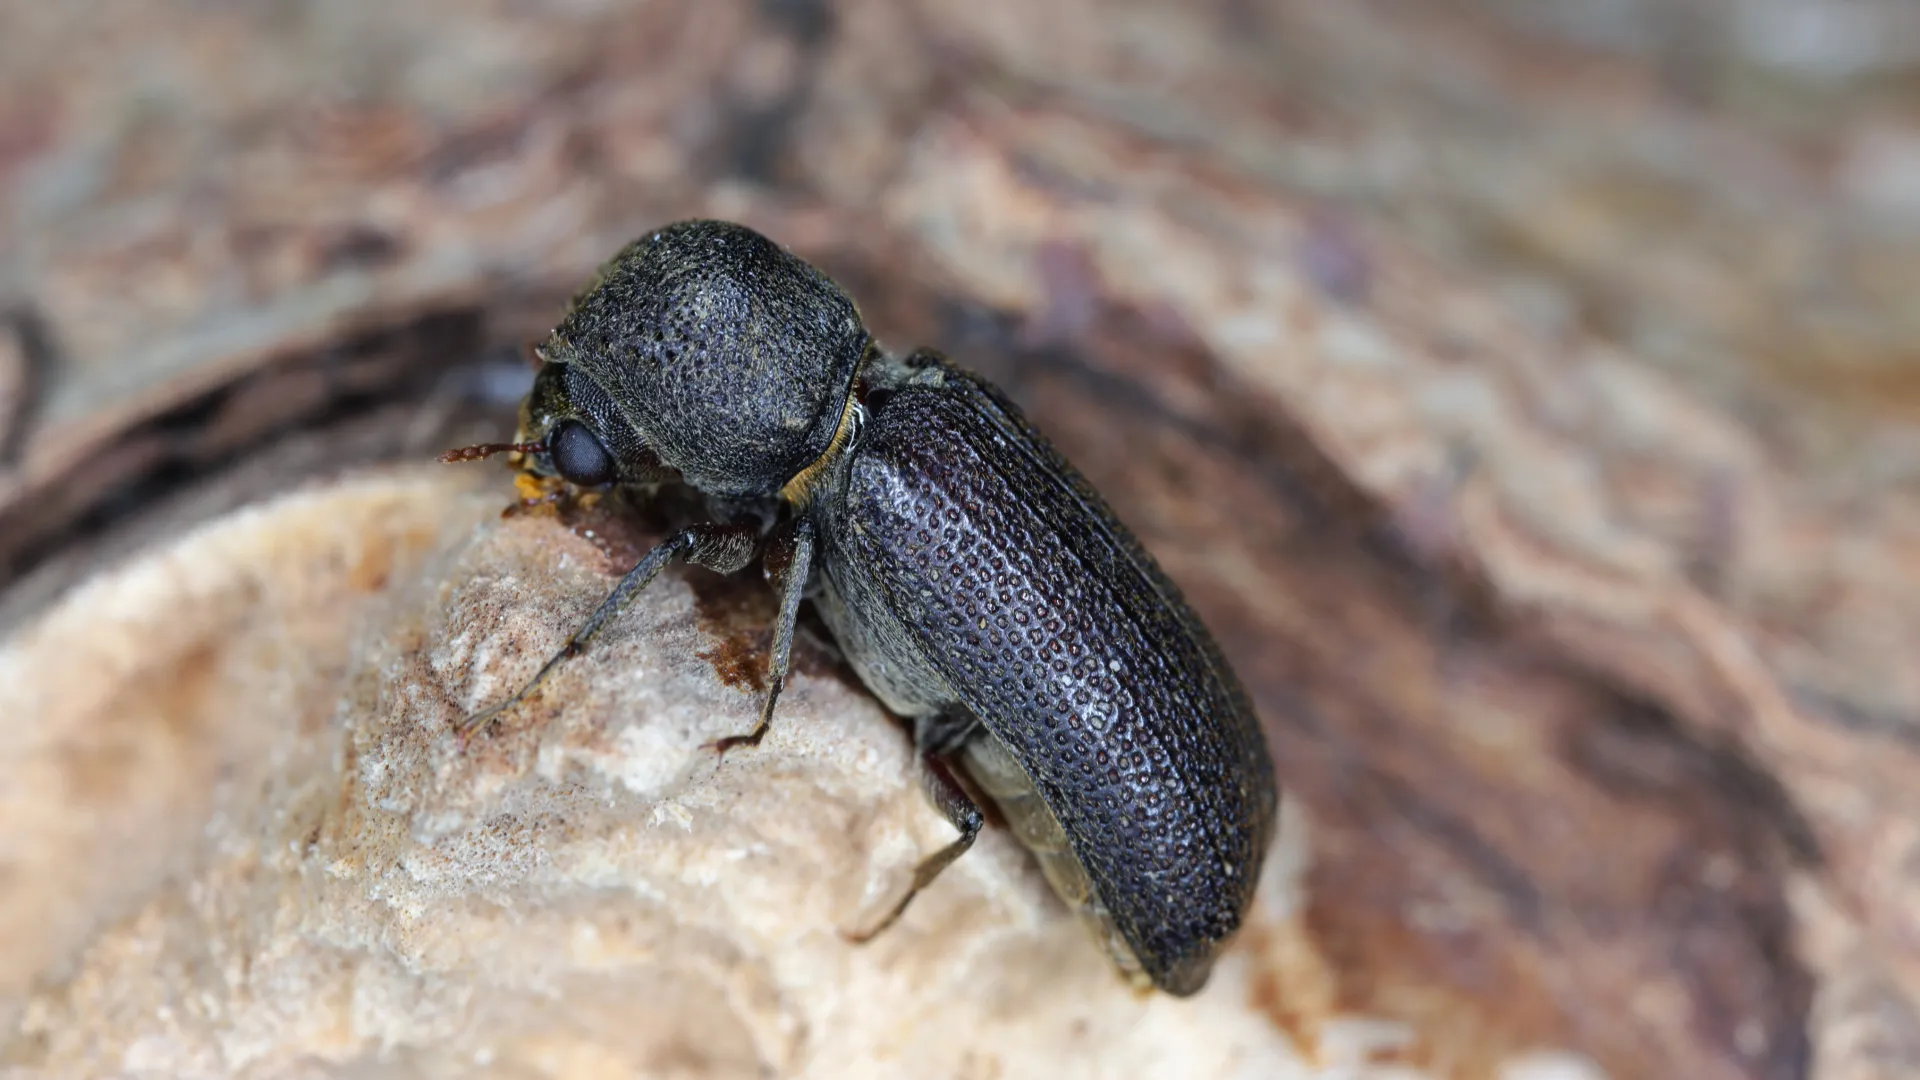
[458, 520, 761, 733]
[846, 713, 985, 942]
[708, 517, 816, 756]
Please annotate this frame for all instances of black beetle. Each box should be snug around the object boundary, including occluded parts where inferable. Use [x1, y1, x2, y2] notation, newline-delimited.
[445, 220, 1277, 996]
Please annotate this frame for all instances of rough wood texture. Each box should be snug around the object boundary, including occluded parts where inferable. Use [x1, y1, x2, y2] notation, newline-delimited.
[3, 2, 1917, 1078]
[0, 474, 1374, 1079]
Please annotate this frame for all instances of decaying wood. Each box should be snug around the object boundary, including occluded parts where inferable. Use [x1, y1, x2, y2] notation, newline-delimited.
[3, 2, 1917, 1078]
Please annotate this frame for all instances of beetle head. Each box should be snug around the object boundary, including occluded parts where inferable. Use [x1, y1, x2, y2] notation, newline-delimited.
[506, 220, 868, 499]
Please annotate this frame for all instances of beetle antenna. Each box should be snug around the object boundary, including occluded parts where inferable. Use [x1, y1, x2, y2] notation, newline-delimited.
[439, 440, 546, 464]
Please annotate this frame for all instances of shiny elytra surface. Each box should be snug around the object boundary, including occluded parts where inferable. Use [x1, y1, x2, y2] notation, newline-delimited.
[827, 361, 1278, 993]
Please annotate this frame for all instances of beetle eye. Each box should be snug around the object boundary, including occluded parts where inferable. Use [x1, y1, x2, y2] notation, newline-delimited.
[550, 421, 615, 486]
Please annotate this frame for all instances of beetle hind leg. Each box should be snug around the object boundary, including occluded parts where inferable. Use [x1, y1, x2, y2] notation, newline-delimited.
[845, 747, 984, 943]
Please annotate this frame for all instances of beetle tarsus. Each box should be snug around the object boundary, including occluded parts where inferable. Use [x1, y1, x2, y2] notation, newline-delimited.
[708, 518, 815, 757]
[454, 631, 578, 734]
[844, 751, 982, 942]
[707, 696, 776, 757]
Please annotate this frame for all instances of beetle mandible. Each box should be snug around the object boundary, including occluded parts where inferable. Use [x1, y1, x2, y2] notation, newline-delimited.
[444, 220, 1278, 996]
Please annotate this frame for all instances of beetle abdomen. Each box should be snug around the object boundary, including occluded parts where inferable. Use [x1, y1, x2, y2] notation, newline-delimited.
[822, 356, 1277, 995]
[956, 731, 1152, 989]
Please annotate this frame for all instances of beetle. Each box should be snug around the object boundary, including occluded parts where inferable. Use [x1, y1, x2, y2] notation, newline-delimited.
[444, 220, 1277, 996]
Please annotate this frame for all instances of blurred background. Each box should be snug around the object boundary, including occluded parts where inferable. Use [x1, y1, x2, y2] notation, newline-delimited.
[3, 2, 1919, 1078]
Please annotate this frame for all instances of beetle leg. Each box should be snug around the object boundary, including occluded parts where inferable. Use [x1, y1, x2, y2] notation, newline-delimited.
[709, 517, 816, 756]
[458, 520, 760, 734]
[913, 711, 979, 756]
[844, 723, 984, 942]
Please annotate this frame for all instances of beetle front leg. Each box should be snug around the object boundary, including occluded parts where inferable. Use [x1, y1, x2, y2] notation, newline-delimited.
[709, 516, 816, 756]
[845, 718, 985, 942]
[458, 520, 760, 734]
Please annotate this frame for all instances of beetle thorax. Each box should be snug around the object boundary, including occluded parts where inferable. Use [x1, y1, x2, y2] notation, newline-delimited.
[541, 220, 869, 499]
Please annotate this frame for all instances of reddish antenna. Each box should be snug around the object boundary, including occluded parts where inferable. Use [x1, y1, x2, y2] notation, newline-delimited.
[438, 440, 546, 464]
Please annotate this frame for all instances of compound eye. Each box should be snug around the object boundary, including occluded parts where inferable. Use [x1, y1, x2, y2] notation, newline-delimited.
[550, 421, 615, 487]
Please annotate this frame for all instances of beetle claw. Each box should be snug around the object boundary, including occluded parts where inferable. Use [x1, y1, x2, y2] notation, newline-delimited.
[704, 719, 770, 758]
[453, 700, 510, 738]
